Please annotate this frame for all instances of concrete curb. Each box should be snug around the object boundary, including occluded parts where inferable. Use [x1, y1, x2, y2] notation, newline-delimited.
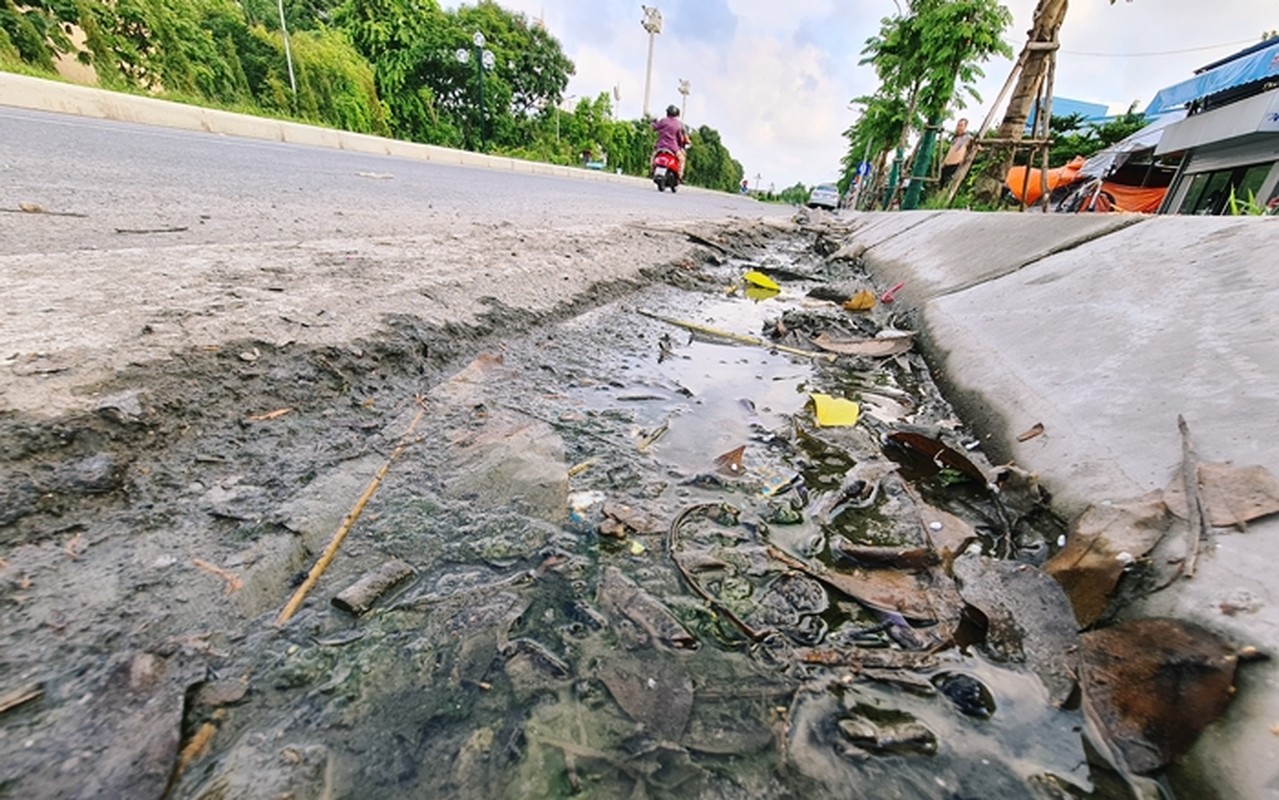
[0, 71, 712, 193]
[845, 209, 1279, 799]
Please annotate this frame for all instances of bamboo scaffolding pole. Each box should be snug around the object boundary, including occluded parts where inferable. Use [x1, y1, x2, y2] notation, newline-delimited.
[275, 399, 426, 626]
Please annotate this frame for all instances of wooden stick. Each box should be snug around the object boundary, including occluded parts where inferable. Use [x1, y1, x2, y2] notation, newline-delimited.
[275, 401, 427, 626]
[1178, 415, 1208, 578]
[0, 682, 43, 715]
[636, 309, 835, 362]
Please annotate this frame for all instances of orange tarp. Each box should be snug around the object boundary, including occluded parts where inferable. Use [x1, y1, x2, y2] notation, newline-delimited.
[1094, 183, 1167, 214]
[1005, 156, 1086, 206]
[1006, 156, 1168, 213]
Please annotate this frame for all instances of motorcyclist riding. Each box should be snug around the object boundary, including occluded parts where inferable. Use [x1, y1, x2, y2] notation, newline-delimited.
[652, 104, 690, 179]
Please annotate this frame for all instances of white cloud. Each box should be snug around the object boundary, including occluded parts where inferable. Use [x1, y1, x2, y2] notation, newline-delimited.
[468, 0, 1275, 187]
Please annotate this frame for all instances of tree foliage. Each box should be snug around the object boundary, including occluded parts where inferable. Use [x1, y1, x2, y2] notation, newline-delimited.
[1, 0, 747, 190]
[847, 0, 1012, 207]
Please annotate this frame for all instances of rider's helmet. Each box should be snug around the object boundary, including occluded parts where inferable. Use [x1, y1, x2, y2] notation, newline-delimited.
[666, 105, 680, 117]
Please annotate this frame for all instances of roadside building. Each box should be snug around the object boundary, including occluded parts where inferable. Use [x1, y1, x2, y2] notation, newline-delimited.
[1148, 38, 1279, 215]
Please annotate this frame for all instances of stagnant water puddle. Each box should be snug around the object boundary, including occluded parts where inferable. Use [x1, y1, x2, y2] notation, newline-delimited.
[153, 232, 1213, 799]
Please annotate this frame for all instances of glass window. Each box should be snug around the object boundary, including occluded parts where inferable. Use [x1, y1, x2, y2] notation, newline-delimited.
[1182, 171, 1232, 215]
[1177, 163, 1276, 215]
[1234, 163, 1270, 207]
[1177, 173, 1210, 214]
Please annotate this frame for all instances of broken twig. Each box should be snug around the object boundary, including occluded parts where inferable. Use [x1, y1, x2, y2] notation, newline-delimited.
[636, 309, 835, 362]
[331, 559, 415, 616]
[667, 503, 767, 641]
[114, 226, 189, 235]
[276, 398, 427, 625]
[170, 708, 225, 787]
[192, 558, 243, 595]
[4, 204, 88, 218]
[0, 682, 44, 715]
[245, 407, 292, 422]
[1178, 415, 1208, 578]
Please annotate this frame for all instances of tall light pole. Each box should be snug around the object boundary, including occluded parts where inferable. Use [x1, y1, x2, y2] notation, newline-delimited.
[640, 6, 662, 118]
[455, 31, 496, 151]
[555, 94, 576, 143]
[677, 78, 690, 120]
[276, 0, 296, 99]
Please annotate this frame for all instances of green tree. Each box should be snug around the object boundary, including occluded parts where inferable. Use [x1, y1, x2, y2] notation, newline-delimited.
[858, 0, 1011, 208]
[685, 124, 744, 192]
[840, 92, 907, 202]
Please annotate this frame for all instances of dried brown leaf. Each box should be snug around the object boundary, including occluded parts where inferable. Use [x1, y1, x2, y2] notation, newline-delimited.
[886, 431, 991, 485]
[1163, 461, 1279, 529]
[1080, 618, 1238, 774]
[1042, 492, 1172, 628]
[812, 332, 914, 358]
[714, 444, 746, 475]
[1016, 422, 1045, 442]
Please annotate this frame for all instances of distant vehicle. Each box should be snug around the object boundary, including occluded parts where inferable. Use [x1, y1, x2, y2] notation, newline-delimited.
[807, 183, 841, 210]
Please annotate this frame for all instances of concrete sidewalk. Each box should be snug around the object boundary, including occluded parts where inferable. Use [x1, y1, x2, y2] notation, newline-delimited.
[848, 210, 1279, 799]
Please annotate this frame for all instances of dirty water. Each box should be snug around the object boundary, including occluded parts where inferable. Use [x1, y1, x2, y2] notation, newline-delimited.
[0, 223, 1215, 799]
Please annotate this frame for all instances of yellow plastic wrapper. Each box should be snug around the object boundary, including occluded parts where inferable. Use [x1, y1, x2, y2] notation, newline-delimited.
[743, 270, 780, 292]
[810, 393, 861, 427]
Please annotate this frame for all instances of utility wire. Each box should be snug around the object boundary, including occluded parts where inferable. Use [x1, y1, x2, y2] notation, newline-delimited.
[1060, 37, 1259, 58]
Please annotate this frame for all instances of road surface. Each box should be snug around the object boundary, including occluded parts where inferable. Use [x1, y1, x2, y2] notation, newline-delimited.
[0, 106, 764, 256]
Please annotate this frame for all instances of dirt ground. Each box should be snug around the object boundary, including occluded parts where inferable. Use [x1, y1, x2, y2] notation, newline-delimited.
[0, 213, 1251, 799]
[0, 215, 807, 798]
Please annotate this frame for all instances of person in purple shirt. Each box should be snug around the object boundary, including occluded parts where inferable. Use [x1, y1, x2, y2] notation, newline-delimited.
[652, 105, 690, 178]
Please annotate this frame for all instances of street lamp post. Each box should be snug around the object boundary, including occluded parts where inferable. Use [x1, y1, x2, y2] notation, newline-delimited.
[455, 31, 496, 151]
[276, 0, 296, 99]
[640, 6, 662, 118]
[677, 78, 690, 120]
[555, 94, 576, 143]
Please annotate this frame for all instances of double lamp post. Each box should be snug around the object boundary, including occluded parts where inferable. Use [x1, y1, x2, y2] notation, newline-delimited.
[455, 31, 496, 151]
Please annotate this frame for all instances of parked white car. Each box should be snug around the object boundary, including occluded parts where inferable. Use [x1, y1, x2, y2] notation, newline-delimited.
[807, 183, 841, 210]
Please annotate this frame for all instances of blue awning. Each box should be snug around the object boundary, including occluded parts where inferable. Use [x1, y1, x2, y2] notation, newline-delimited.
[1145, 41, 1279, 115]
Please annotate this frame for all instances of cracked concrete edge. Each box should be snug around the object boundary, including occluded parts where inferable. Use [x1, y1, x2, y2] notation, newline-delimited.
[852, 210, 1147, 307]
[0, 71, 717, 193]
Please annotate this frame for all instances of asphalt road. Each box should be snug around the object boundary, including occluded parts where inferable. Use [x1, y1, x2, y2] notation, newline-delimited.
[0, 106, 766, 256]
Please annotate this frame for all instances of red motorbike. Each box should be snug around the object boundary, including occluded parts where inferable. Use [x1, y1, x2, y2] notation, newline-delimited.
[651, 149, 680, 192]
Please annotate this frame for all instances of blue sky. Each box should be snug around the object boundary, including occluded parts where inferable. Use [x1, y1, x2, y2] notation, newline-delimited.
[462, 1, 1274, 189]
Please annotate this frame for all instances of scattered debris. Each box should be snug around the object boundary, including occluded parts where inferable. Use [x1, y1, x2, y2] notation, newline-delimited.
[1043, 492, 1173, 628]
[0, 682, 43, 716]
[811, 330, 914, 357]
[809, 393, 860, 427]
[1080, 618, 1240, 775]
[744, 270, 781, 292]
[842, 289, 877, 312]
[880, 281, 905, 303]
[1016, 422, 1045, 442]
[5, 203, 87, 217]
[114, 226, 190, 234]
[331, 559, 416, 616]
[245, 407, 291, 422]
[276, 399, 426, 626]
[191, 558, 243, 595]
[636, 308, 835, 361]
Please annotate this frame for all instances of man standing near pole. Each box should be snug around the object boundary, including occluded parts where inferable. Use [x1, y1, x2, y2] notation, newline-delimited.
[940, 118, 974, 191]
